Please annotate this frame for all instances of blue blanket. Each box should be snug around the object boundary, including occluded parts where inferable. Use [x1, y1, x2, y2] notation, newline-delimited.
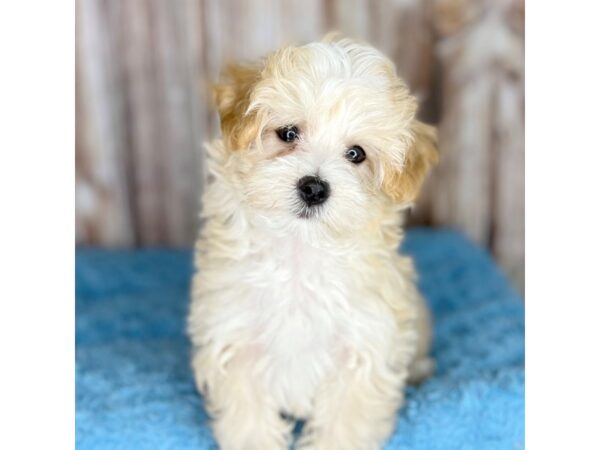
[76, 229, 524, 450]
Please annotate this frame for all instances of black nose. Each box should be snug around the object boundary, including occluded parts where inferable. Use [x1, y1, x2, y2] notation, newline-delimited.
[297, 176, 330, 206]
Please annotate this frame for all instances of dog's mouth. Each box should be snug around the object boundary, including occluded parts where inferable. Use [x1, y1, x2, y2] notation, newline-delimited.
[295, 204, 322, 220]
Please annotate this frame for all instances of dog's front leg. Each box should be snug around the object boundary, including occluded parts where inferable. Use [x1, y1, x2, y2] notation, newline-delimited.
[193, 348, 292, 450]
[297, 356, 406, 450]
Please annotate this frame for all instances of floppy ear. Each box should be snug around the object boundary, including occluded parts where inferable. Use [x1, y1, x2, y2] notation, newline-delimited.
[382, 120, 439, 204]
[213, 63, 263, 151]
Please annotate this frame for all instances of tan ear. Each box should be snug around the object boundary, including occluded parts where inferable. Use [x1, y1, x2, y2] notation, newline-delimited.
[382, 121, 439, 203]
[213, 63, 263, 151]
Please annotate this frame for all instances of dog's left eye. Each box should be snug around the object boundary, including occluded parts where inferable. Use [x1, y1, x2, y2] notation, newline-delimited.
[345, 146, 366, 164]
[276, 126, 299, 143]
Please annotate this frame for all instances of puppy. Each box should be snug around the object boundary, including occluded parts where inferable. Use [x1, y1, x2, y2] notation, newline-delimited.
[188, 36, 438, 450]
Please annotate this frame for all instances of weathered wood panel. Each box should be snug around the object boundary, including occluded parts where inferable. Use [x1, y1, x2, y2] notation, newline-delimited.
[76, 0, 134, 246]
[428, 0, 525, 291]
[75, 0, 525, 290]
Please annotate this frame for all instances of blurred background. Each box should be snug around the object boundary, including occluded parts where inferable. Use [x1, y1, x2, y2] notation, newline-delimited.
[76, 0, 524, 291]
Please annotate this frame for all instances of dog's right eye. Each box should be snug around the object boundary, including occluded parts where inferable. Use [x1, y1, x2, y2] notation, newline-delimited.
[276, 126, 299, 143]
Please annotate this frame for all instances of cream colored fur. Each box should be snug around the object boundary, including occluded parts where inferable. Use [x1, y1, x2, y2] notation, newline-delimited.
[188, 37, 437, 450]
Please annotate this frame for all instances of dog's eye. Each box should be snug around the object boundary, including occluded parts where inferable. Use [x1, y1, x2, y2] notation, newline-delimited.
[345, 146, 366, 164]
[276, 126, 300, 143]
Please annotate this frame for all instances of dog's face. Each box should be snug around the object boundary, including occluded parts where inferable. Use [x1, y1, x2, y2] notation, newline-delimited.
[213, 38, 438, 234]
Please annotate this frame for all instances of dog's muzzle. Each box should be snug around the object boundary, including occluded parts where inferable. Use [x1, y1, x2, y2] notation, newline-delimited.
[297, 175, 330, 207]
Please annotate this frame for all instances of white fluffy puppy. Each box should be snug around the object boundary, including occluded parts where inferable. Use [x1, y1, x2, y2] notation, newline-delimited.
[188, 36, 438, 450]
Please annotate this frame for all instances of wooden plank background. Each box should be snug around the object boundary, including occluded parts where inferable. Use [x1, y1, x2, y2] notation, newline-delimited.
[76, 0, 524, 290]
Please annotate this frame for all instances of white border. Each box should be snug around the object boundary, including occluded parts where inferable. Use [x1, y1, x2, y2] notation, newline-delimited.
[527, 1, 600, 449]
[0, 2, 74, 449]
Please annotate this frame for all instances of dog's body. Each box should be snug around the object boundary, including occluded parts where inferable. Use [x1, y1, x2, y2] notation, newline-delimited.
[188, 37, 437, 450]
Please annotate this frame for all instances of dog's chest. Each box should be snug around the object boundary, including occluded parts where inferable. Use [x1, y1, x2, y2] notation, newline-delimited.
[243, 238, 357, 415]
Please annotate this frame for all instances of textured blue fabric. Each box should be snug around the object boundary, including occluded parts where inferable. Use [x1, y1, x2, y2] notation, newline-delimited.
[76, 229, 524, 450]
